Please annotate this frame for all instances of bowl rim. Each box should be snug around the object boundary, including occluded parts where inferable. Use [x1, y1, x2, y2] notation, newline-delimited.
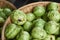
[0, 0, 17, 40]
[2, 1, 60, 40]
[19, 1, 57, 10]
[0, 0, 16, 9]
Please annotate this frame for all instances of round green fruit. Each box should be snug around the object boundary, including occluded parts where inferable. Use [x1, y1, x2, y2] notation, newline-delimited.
[33, 6, 45, 17]
[10, 10, 26, 25]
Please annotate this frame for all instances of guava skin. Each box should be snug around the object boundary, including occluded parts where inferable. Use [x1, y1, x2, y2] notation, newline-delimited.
[31, 27, 47, 39]
[23, 21, 32, 31]
[3, 8, 12, 17]
[56, 37, 60, 40]
[10, 10, 26, 25]
[48, 11, 60, 22]
[33, 6, 45, 17]
[5, 24, 22, 39]
[16, 31, 30, 40]
[0, 16, 5, 23]
[45, 21, 59, 34]
[43, 35, 55, 40]
[33, 18, 46, 28]
[47, 2, 58, 11]
[32, 39, 41, 40]
[26, 13, 35, 21]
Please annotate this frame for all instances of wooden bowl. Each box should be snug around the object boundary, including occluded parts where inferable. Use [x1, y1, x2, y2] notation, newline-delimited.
[2, 1, 60, 40]
[0, 0, 16, 40]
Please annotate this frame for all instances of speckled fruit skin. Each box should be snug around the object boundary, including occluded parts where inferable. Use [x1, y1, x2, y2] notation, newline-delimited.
[33, 6, 45, 17]
[31, 27, 47, 39]
[10, 10, 26, 25]
[3, 8, 11, 17]
[48, 11, 60, 22]
[47, 2, 58, 11]
[23, 21, 32, 31]
[43, 35, 55, 40]
[26, 13, 35, 21]
[5, 24, 22, 39]
[45, 21, 59, 34]
[16, 31, 30, 40]
[35, 18, 45, 28]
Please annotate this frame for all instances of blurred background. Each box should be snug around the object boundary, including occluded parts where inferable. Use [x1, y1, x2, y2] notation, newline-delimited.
[8, 0, 60, 8]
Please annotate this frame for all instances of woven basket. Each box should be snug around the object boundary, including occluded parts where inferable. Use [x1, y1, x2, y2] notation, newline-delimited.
[2, 1, 60, 40]
[0, 0, 16, 9]
[0, 0, 16, 40]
